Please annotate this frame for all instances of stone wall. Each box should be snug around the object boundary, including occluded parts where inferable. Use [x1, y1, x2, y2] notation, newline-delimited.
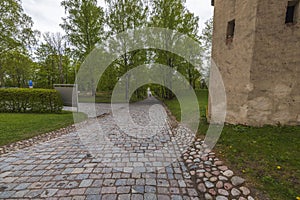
[249, 1, 300, 125]
[210, 0, 258, 125]
[210, 0, 300, 126]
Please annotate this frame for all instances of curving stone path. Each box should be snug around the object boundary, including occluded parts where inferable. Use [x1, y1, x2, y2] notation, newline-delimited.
[0, 98, 254, 199]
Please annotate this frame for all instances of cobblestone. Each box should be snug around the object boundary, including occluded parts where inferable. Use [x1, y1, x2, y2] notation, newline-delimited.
[0, 98, 254, 199]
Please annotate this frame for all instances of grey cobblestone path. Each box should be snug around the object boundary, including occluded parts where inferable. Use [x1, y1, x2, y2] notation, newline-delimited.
[0, 98, 254, 200]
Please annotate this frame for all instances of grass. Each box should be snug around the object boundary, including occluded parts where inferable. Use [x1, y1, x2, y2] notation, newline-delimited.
[0, 89, 143, 147]
[79, 91, 112, 103]
[163, 89, 300, 200]
[0, 111, 87, 146]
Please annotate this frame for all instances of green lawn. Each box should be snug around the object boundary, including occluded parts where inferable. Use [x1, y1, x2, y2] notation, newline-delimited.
[0, 112, 87, 146]
[79, 91, 112, 103]
[163, 89, 300, 200]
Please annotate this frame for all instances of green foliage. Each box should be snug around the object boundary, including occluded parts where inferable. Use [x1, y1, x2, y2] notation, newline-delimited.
[200, 17, 213, 84]
[150, 0, 200, 38]
[60, 0, 105, 60]
[35, 33, 75, 88]
[60, 0, 105, 96]
[106, 0, 148, 34]
[0, 0, 39, 88]
[0, 0, 38, 56]
[0, 88, 63, 113]
[130, 88, 147, 102]
[105, 0, 149, 100]
[97, 66, 119, 92]
[0, 0, 208, 100]
[0, 51, 34, 88]
[201, 17, 213, 52]
[150, 0, 202, 99]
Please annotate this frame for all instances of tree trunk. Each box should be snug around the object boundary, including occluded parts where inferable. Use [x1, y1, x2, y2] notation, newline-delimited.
[166, 58, 173, 99]
[124, 53, 130, 101]
[0, 62, 3, 87]
[91, 76, 96, 96]
[188, 66, 193, 89]
[59, 54, 64, 84]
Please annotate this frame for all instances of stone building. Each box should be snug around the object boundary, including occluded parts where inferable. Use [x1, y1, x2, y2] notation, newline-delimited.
[210, 0, 300, 126]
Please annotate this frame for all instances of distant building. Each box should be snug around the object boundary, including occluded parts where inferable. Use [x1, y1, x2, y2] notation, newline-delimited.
[210, 0, 300, 126]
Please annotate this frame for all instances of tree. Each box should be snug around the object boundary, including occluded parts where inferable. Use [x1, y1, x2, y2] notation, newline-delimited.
[97, 65, 118, 92]
[0, 0, 38, 87]
[1, 51, 34, 88]
[60, 0, 105, 95]
[200, 17, 213, 86]
[105, 0, 148, 34]
[0, 0, 38, 55]
[35, 44, 59, 88]
[105, 0, 149, 100]
[35, 33, 74, 88]
[43, 32, 68, 84]
[60, 0, 105, 61]
[150, 0, 201, 98]
[201, 18, 213, 54]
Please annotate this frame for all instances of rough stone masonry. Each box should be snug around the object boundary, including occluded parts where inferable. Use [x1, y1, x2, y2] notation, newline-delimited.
[210, 0, 300, 126]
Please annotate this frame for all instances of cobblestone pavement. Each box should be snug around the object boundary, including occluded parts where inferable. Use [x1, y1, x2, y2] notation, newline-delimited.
[63, 103, 112, 118]
[0, 98, 254, 199]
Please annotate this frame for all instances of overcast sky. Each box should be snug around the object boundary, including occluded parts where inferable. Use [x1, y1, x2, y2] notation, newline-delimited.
[22, 0, 214, 34]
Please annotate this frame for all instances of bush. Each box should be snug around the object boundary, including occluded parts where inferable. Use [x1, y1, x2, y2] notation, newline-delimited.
[0, 88, 63, 113]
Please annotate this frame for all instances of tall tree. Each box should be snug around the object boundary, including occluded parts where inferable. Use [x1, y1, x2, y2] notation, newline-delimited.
[200, 17, 213, 86]
[35, 44, 60, 88]
[150, 0, 201, 98]
[0, 0, 38, 55]
[105, 0, 148, 34]
[60, 0, 105, 61]
[35, 33, 73, 88]
[105, 0, 149, 100]
[60, 0, 105, 95]
[43, 32, 68, 84]
[0, 0, 38, 87]
[201, 18, 213, 54]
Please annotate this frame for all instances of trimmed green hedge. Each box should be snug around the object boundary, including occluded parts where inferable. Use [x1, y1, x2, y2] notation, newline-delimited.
[0, 88, 63, 113]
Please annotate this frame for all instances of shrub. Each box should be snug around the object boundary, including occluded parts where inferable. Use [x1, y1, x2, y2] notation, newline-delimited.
[0, 88, 63, 113]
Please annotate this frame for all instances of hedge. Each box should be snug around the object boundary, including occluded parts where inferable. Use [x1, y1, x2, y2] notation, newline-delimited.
[0, 88, 63, 113]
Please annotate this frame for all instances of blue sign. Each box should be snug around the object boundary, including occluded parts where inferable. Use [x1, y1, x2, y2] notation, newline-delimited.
[29, 80, 33, 88]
